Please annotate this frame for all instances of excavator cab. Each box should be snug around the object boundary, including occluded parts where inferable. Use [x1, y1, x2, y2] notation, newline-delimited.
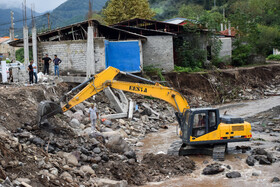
[179, 108, 251, 145]
[173, 108, 251, 160]
[178, 108, 220, 144]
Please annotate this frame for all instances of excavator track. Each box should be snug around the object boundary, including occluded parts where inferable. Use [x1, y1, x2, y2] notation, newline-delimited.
[212, 144, 227, 161]
[168, 141, 227, 160]
[167, 140, 182, 156]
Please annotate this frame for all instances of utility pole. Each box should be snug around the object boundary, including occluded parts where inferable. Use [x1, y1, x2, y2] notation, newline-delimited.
[31, 5, 38, 74]
[23, 0, 29, 71]
[214, 0, 216, 8]
[47, 13, 50, 30]
[10, 11, 15, 62]
[86, 0, 95, 78]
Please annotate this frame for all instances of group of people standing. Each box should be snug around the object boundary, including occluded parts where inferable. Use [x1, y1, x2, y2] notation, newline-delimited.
[28, 54, 62, 84]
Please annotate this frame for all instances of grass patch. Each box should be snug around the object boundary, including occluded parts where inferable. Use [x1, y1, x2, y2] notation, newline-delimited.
[267, 54, 280, 61]
[252, 138, 266, 141]
[174, 65, 204, 73]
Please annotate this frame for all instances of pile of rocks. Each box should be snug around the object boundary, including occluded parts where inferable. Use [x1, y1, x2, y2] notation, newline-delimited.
[0, 83, 196, 186]
[246, 148, 276, 166]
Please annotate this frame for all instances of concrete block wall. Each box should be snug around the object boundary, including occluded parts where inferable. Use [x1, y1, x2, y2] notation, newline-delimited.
[219, 37, 232, 59]
[38, 38, 105, 75]
[142, 35, 174, 72]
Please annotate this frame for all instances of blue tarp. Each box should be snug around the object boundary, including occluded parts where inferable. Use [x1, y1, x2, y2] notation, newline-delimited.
[105, 40, 141, 72]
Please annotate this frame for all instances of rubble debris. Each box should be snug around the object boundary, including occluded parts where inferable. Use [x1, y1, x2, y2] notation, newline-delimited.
[0, 64, 280, 186]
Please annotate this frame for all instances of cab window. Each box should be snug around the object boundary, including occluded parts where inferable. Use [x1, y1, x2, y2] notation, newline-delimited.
[208, 111, 217, 132]
[192, 113, 206, 137]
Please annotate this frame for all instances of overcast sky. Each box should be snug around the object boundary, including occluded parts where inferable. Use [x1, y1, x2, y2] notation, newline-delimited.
[0, 0, 67, 13]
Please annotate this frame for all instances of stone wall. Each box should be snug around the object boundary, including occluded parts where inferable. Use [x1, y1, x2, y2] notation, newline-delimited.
[142, 36, 174, 72]
[38, 38, 105, 75]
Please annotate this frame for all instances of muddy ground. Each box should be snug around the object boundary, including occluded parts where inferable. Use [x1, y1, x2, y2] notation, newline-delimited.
[0, 64, 279, 186]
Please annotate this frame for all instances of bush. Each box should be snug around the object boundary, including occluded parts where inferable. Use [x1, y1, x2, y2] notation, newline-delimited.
[267, 54, 280, 61]
[143, 65, 166, 82]
[232, 40, 252, 66]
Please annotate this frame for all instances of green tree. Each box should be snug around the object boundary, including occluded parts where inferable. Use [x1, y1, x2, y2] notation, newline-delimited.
[16, 48, 33, 63]
[178, 4, 205, 20]
[229, 0, 280, 57]
[102, 0, 155, 25]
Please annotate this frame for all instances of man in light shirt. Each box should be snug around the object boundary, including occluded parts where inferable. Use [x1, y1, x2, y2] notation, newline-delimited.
[89, 103, 99, 132]
[32, 61, 38, 84]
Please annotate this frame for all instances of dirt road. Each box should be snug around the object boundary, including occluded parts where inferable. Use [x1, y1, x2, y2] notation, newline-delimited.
[138, 96, 280, 187]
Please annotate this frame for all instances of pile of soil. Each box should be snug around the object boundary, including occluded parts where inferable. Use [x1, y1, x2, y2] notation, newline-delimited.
[96, 153, 195, 185]
[0, 83, 68, 131]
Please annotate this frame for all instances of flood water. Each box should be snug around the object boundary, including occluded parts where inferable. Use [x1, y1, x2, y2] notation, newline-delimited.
[137, 96, 280, 187]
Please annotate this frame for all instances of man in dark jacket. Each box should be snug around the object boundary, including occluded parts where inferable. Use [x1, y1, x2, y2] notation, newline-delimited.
[53, 55, 62, 77]
[42, 54, 51, 75]
[28, 60, 34, 84]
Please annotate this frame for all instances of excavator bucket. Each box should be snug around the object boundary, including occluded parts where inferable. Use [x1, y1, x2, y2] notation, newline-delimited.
[37, 100, 63, 125]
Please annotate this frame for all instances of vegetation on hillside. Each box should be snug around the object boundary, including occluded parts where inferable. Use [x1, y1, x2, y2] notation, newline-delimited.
[152, 0, 280, 69]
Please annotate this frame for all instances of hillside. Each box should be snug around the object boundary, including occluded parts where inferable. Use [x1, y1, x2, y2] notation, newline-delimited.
[36, 0, 108, 30]
[150, 0, 229, 20]
[0, 7, 40, 37]
[0, 0, 108, 37]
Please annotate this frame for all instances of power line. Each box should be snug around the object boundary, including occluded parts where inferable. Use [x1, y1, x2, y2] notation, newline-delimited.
[0, 13, 47, 26]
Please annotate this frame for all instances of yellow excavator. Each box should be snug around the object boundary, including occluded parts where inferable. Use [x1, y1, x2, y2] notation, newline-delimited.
[38, 66, 252, 160]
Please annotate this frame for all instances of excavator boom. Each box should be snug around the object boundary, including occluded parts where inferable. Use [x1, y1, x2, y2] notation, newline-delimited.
[38, 66, 189, 124]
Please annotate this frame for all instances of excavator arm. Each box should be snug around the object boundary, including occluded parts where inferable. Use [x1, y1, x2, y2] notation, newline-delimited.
[37, 66, 190, 125]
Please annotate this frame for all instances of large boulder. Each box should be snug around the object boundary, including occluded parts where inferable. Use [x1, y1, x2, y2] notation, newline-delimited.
[64, 110, 73, 118]
[74, 103, 86, 111]
[30, 137, 45, 146]
[80, 165, 95, 175]
[69, 118, 81, 129]
[82, 127, 92, 136]
[60, 172, 73, 183]
[72, 110, 84, 121]
[202, 163, 224, 175]
[246, 156, 256, 166]
[124, 151, 136, 160]
[259, 157, 271, 165]
[271, 177, 280, 183]
[64, 153, 79, 166]
[226, 171, 241, 178]
[252, 148, 268, 156]
[105, 133, 131, 154]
